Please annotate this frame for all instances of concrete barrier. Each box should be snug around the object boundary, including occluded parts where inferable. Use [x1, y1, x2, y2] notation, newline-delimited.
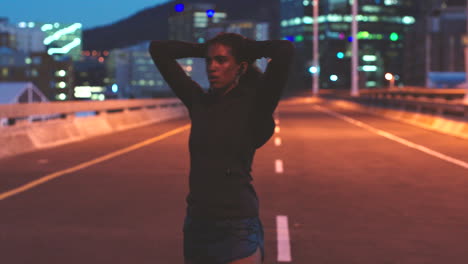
[322, 99, 468, 140]
[0, 103, 188, 160]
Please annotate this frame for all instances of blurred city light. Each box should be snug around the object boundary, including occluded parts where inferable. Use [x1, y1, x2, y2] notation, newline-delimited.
[309, 66, 318, 74]
[330, 75, 338, 82]
[112, 84, 119, 93]
[284, 36, 294, 42]
[206, 9, 215, 18]
[390, 32, 399, 41]
[363, 55, 377, 62]
[175, 4, 184, 12]
[385, 73, 393, 81]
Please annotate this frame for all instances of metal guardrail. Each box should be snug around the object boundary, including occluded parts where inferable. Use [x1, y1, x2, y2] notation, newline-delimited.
[0, 98, 182, 118]
[359, 87, 466, 101]
[0, 98, 183, 126]
[352, 87, 468, 120]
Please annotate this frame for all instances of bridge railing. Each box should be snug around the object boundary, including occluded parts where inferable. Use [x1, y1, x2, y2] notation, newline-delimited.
[0, 98, 187, 159]
[0, 98, 183, 127]
[348, 87, 468, 120]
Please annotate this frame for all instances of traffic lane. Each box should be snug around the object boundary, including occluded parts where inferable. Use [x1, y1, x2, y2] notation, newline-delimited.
[324, 103, 468, 163]
[0, 117, 190, 193]
[0, 124, 191, 263]
[269, 104, 468, 263]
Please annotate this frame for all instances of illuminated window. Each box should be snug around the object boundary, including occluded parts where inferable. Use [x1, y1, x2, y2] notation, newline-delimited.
[363, 55, 377, 62]
[57, 82, 66, 88]
[56, 70, 66, 77]
[402, 16, 415, 24]
[302, 17, 313, 24]
[2, 68, 8, 77]
[56, 93, 67, 100]
[195, 23, 207, 28]
[361, 65, 378, 72]
[384, 0, 399, 5]
[25, 58, 32, 64]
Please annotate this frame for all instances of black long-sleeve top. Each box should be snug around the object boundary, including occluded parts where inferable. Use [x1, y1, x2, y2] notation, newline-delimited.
[149, 39, 294, 220]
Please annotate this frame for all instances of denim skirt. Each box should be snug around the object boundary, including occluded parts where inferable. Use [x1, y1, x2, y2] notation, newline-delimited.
[183, 216, 264, 263]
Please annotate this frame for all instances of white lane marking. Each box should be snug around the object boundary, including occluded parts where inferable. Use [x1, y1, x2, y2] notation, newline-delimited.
[0, 124, 191, 201]
[276, 215, 292, 262]
[275, 137, 282, 147]
[314, 105, 468, 170]
[275, 126, 281, 133]
[275, 159, 284, 174]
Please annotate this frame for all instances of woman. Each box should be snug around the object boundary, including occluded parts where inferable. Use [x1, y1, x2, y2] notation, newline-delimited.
[149, 33, 294, 264]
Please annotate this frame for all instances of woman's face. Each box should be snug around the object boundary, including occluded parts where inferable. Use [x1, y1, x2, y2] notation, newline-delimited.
[206, 43, 244, 91]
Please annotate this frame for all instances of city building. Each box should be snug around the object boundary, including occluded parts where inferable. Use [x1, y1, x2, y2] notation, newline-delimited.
[403, 0, 467, 87]
[38, 22, 83, 61]
[280, 0, 418, 90]
[109, 41, 175, 98]
[169, 3, 227, 43]
[0, 20, 83, 61]
[0, 18, 46, 53]
[0, 47, 74, 101]
[72, 50, 119, 101]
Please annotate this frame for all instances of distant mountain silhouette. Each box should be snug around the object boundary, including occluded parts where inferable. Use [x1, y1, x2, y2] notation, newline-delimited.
[83, 0, 279, 51]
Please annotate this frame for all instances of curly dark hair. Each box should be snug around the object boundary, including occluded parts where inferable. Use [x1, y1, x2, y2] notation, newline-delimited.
[206, 32, 255, 64]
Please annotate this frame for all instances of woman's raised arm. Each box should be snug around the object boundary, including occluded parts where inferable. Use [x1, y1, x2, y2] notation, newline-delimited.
[248, 40, 295, 116]
[148, 40, 206, 109]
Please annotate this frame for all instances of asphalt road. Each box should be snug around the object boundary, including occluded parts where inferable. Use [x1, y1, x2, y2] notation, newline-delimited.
[1, 98, 468, 263]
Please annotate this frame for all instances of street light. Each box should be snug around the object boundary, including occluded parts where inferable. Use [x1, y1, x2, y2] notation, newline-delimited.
[385, 73, 395, 89]
[350, 0, 359, 97]
[312, 0, 319, 96]
[464, 0, 468, 104]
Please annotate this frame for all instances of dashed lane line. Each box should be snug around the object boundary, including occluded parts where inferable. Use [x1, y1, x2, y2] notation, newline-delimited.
[275, 159, 284, 174]
[275, 137, 282, 147]
[276, 215, 292, 262]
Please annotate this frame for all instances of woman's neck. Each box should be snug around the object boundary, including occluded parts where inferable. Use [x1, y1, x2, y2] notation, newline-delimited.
[211, 79, 239, 96]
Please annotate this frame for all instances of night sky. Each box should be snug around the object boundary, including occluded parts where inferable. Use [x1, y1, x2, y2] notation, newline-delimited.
[2, 0, 172, 29]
